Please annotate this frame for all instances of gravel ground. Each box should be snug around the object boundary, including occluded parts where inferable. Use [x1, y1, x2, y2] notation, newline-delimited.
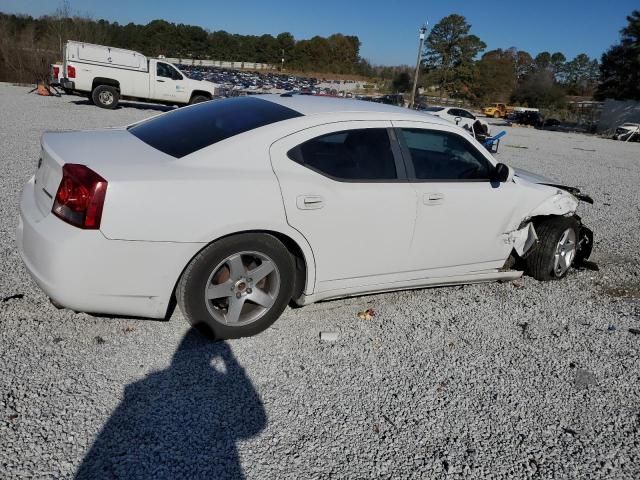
[1, 84, 639, 479]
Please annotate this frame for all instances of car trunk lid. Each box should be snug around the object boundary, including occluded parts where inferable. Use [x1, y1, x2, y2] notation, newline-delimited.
[34, 128, 173, 217]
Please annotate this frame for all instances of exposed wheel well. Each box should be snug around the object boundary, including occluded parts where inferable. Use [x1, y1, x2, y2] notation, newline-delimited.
[92, 78, 120, 91]
[190, 90, 212, 101]
[166, 230, 309, 319]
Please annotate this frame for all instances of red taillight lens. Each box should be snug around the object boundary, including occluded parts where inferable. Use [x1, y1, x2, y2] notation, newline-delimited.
[67, 65, 76, 78]
[52, 164, 107, 229]
[53, 66, 60, 78]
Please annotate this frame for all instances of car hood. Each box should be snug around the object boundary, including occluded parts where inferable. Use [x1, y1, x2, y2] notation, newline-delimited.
[514, 167, 593, 204]
[513, 167, 555, 184]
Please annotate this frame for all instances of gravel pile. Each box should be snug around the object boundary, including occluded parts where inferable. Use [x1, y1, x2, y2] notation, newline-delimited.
[1, 85, 639, 479]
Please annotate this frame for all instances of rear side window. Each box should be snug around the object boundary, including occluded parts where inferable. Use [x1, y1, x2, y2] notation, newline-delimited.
[129, 97, 302, 158]
[399, 128, 493, 181]
[287, 128, 397, 181]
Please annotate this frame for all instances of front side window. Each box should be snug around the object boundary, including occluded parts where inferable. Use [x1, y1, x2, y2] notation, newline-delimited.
[287, 128, 397, 181]
[399, 128, 493, 181]
[157, 62, 177, 79]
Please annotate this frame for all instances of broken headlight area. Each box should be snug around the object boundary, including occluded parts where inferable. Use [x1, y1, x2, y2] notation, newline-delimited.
[541, 183, 594, 204]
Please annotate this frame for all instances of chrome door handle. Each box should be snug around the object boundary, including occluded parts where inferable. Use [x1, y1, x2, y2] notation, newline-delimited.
[296, 195, 324, 210]
[423, 193, 444, 205]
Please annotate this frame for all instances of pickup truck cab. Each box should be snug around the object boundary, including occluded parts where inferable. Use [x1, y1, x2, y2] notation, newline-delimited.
[60, 41, 219, 109]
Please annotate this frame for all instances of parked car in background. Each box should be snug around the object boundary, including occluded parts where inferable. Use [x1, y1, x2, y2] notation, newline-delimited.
[482, 103, 515, 118]
[60, 41, 220, 109]
[17, 96, 593, 340]
[422, 106, 490, 135]
[612, 123, 640, 142]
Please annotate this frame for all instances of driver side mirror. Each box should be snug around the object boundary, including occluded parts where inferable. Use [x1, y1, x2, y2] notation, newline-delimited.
[493, 163, 514, 182]
[455, 116, 462, 125]
[172, 71, 183, 80]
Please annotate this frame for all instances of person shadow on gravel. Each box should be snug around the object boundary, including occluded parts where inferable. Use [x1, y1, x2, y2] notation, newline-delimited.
[75, 328, 266, 480]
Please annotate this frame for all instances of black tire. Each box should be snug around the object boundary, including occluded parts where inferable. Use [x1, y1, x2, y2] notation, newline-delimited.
[189, 94, 209, 105]
[177, 233, 295, 340]
[525, 216, 579, 281]
[91, 85, 119, 109]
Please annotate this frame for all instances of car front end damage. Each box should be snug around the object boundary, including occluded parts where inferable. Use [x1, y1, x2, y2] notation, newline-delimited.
[503, 181, 594, 270]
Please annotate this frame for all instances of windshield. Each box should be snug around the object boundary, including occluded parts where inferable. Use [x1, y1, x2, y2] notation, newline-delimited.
[424, 107, 445, 112]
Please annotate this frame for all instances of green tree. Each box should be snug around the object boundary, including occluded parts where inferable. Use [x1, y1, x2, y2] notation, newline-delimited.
[473, 49, 517, 103]
[595, 10, 640, 100]
[534, 51, 551, 71]
[511, 70, 566, 109]
[391, 71, 411, 92]
[550, 52, 566, 82]
[563, 53, 599, 95]
[422, 14, 486, 98]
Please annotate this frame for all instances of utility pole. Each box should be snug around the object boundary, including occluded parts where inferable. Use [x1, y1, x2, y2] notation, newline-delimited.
[409, 24, 427, 109]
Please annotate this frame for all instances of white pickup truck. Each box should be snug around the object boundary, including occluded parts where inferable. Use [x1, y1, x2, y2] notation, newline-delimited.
[60, 41, 219, 109]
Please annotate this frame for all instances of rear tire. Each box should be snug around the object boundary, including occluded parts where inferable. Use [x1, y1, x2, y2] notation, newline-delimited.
[177, 233, 295, 340]
[525, 217, 579, 281]
[92, 85, 119, 109]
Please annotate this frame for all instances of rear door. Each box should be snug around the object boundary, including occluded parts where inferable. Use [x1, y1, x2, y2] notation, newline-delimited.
[270, 122, 417, 293]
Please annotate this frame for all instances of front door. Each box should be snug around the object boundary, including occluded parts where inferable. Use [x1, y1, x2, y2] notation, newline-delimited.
[270, 122, 417, 293]
[393, 121, 524, 276]
[152, 61, 187, 102]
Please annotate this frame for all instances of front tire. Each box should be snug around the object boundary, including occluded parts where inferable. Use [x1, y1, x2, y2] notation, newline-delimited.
[189, 94, 210, 105]
[92, 85, 119, 109]
[177, 233, 295, 340]
[525, 217, 579, 281]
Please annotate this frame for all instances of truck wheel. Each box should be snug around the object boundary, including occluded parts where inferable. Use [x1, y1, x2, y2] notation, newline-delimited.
[189, 94, 210, 105]
[92, 85, 119, 109]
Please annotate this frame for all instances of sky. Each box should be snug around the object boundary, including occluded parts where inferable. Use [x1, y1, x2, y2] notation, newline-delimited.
[0, 0, 636, 65]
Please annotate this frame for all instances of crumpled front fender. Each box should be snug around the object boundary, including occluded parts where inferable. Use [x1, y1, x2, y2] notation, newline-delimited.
[526, 190, 579, 218]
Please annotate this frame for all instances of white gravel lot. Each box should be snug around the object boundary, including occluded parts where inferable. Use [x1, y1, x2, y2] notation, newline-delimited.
[1, 84, 639, 479]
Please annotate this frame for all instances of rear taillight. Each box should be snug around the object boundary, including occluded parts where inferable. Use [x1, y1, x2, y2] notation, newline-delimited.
[52, 164, 107, 229]
[67, 65, 76, 78]
[53, 66, 60, 79]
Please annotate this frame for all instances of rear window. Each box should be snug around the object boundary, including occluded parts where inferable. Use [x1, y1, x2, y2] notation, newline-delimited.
[128, 97, 302, 158]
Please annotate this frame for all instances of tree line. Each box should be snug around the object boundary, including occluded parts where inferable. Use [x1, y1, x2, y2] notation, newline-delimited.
[395, 11, 639, 107]
[0, 4, 638, 106]
[0, 9, 369, 83]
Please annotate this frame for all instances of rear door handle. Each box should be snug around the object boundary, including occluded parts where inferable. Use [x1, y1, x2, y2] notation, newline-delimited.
[297, 195, 324, 210]
[423, 193, 444, 205]
[156, 79, 165, 82]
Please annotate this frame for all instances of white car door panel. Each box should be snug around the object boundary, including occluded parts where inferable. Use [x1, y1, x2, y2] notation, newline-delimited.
[270, 121, 417, 292]
[393, 121, 524, 275]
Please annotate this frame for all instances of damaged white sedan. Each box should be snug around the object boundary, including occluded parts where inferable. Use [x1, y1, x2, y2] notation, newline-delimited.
[17, 96, 593, 339]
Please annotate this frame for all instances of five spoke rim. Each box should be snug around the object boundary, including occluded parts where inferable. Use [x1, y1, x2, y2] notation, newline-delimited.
[204, 251, 280, 326]
[553, 228, 577, 276]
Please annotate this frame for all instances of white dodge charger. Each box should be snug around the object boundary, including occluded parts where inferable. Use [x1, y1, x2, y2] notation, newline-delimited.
[17, 96, 593, 339]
